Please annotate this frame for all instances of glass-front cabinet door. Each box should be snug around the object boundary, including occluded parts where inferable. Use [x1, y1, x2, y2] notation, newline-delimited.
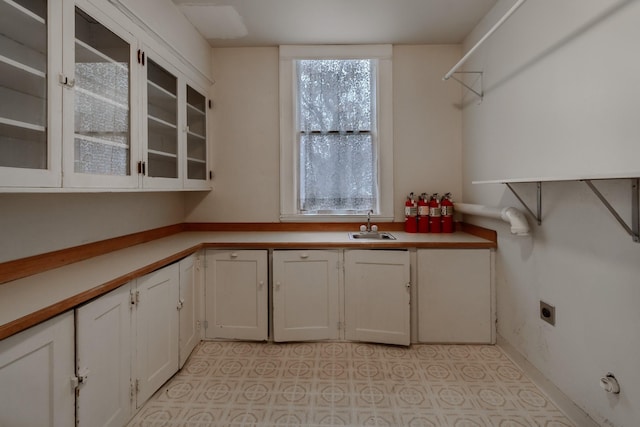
[0, 0, 62, 188]
[142, 52, 181, 188]
[62, 3, 138, 188]
[185, 83, 209, 188]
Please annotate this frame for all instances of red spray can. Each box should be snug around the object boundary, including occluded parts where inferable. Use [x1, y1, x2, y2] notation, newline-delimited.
[417, 193, 429, 233]
[404, 193, 418, 233]
[428, 193, 441, 233]
[441, 193, 454, 233]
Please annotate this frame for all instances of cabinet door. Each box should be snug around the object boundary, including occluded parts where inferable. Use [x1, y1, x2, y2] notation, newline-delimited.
[0, 311, 75, 427]
[135, 263, 179, 407]
[184, 83, 210, 189]
[0, 0, 62, 187]
[273, 250, 341, 342]
[205, 250, 268, 341]
[179, 253, 201, 368]
[417, 249, 492, 343]
[344, 250, 411, 346]
[62, 2, 139, 188]
[142, 48, 182, 189]
[75, 284, 132, 427]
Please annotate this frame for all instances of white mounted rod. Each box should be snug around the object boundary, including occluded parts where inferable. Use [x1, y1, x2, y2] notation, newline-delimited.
[455, 203, 530, 236]
[443, 0, 527, 80]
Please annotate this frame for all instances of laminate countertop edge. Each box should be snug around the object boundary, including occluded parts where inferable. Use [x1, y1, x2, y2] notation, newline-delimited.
[0, 230, 496, 340]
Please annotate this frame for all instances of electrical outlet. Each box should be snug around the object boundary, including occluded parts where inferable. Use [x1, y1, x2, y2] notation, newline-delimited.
[540, 301, 555, 326]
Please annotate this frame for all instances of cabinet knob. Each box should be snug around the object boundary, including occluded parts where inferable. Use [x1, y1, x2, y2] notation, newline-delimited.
[406, 283, 411, 289]
[258, 280, 264, 288]
[230, 252, 238, 258]
[275, 281, 281, 290]
[300, 253, 309, 259]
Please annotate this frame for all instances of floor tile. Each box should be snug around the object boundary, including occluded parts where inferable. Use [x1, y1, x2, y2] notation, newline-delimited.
[126, 342, 577, 427]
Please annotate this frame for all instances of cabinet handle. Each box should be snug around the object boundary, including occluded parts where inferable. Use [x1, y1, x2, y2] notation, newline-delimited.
[58, 74, 75, 88]
[300, 253, 309, 259]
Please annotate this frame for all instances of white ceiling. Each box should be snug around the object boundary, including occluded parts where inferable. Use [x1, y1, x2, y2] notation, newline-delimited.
[172, 0, 498, 47]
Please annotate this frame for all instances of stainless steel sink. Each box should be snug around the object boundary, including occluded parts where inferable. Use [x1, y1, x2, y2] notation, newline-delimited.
[348, 232, 396, 240]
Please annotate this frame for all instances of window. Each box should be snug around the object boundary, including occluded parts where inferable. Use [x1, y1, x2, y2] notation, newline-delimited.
[280, 45, 393, 221]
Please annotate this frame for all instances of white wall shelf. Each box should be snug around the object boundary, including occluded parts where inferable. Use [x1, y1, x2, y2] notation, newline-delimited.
[473, 174, 640, 243]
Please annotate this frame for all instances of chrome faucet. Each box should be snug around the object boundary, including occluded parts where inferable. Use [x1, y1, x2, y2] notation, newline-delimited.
[366, 210, 373, 232]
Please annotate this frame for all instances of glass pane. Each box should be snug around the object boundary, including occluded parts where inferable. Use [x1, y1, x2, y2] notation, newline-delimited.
[74, 136, 128, 175]
[297, 59, 373, 133]
[296, 59, 378, 213]
[147, 59, 177, 125]
[146, 59, 177, 178]
[187, 160, 206, 180]
[186, 85, 206, 180]
[186, 86, 205, 136]
[299, 133, 376, 213]
[74, 6, 130, 175]
[148, 152, 176, 179]
[0, 0, 47, 170]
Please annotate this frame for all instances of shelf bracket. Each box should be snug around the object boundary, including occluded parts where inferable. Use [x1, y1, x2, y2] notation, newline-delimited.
[448, 71, 483, 102]
[584, 179, 639, 243]
[505, 182, 542, 225]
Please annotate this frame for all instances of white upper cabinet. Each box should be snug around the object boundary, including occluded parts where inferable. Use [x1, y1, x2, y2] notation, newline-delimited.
[0, 0, 211, 191]
[184, 82, 209, 189]
[0, 0, 62, 188]
[141, 47, 182, 189]
[63, 2, 139, 188]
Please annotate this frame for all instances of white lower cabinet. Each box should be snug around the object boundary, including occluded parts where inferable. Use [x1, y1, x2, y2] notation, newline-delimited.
[417, 249, 493, 343]
[178, 253, 203, 368]
[134, 263, 180, 406]
[0, 312, 75, 427]
[75, 257, 201, 426]
[205, 250, 268, 341]
[75, 285, 133, 427]
[344, 250, 411, 346]
[273, 250, 341, 342]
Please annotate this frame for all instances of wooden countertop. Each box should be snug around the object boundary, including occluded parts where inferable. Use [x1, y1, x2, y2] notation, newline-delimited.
[0, 226, 496, 340]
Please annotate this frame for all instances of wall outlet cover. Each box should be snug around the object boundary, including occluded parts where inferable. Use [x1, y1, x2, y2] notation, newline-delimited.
[540, 301, 556, 326]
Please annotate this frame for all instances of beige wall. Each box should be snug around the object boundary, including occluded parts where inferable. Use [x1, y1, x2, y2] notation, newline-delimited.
[0, 192, 185, 263]
[184, 45, 463, 222]
[461, 1, 640, 425]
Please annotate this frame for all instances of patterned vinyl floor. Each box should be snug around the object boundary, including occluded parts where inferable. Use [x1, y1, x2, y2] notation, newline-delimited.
[127, 341, 575, 427]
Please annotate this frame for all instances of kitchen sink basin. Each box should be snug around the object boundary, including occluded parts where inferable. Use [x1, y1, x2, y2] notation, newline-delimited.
[348, 232, 396, 240]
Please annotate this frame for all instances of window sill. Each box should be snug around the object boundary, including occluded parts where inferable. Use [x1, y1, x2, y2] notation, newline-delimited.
[280, 214, 395, 223]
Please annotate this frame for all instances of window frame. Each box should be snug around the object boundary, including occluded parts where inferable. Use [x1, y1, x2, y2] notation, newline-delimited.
[279, 45, 394, 222]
